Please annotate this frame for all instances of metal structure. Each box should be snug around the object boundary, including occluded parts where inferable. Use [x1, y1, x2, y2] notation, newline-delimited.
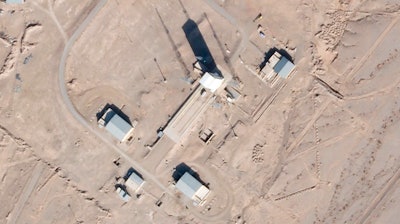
[175, 172, 210, 206]
[98, 108, 136, 142]
[126, 172, 145, 192]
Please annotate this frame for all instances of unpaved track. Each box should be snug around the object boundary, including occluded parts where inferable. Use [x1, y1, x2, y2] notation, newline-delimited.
[202, 0, 248, 63]
[285, 99, 332, 157]
[30, 0, 68, 43]
[57, 0, 170, 194]
[286, 129, 354, 162]
[285, 16, 400, 159]
[355, 166, 400, 224]
[253, 82, 287, 122]
[345, 77, 400, 100]
[346, 16, 400, 81]
[7, 163, 45, 224]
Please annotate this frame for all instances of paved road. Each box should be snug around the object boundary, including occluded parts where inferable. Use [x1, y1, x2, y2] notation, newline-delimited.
[57, 0, 170, 194]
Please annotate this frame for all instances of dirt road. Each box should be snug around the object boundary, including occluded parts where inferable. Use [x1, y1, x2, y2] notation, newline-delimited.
[7, 163, 45, 224]
[355, 166, 400, 224]
[202, 0, 248, 63]
[57, 0, 170, 195]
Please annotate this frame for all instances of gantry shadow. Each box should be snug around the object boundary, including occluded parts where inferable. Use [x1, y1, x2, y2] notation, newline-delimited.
[182, 19, 217, 73]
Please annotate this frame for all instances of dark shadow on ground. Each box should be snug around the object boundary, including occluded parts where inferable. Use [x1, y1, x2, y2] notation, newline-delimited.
[182, 19, 217, 72]
[114, 183, 127, 191]
[172, 163, 209, 187]
[96, 103, 132, 125]
[155, 8, 190, 77]
[123, 167, 143, 181]
[259, 47, 294, 70]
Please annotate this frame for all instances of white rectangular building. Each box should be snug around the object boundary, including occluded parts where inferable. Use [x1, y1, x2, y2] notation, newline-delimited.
[259, 51, 295, 87]
[99, 108, 135, 142]
[176, 172, 210, 205]
[125, 172, 145, 192]
[199, 72, 224, 93]
[6, 0, 25, 3]
[116, 187, 131, 202]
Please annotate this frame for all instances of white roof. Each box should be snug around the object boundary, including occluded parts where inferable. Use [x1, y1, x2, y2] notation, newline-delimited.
[126, 172, 144, 192]
[199, 72, 224, 93]
[6, 0, 24, 3]
[116, 187, 131, 202]
[176, 172, 209, 202]
[274, 57, 295, 79]
[105, 112, 133, 141]
[268, 52, 281, 68]
[195, 186, 210, 200]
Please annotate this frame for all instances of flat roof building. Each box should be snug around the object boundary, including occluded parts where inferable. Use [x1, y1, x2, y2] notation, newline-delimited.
[5, 0, 25, 3]
[163, 84, 214, 143]
[175, 172, 210, 205]
[274, 56, 295, 79]
[116, 187, 131, 202]
[199, 72, 224, 93]
[98, 108, 135, 142]
[125, 172, 145, 192]
[259, 51, 295, 87]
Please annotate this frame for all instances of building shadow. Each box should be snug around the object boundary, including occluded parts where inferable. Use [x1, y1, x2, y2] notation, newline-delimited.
[259, 47, 294, 70]
[155, 8, 191, 77]
[114, 183, 127, 191]
[96, 103, 132, 125]
[182, 19, 217, 73]
[172, 163, 209, 187]
[123, 167, 143, 181]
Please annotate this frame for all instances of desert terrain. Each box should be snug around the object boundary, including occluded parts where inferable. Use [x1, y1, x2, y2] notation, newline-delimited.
[1, 0, 400, 223]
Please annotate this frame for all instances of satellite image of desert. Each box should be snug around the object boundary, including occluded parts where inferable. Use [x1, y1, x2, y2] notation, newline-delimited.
[1, 0, 400, 223]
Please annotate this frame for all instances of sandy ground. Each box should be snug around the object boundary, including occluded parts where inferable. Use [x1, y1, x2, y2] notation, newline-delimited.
[1, 0, 400, 223]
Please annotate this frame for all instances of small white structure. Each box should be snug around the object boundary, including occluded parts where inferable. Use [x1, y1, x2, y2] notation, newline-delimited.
[125, 172, 145, 192]
[116, 187, 131, 202]
[225, 86, 241, 102]
[199, 72, 224, 93]
[175, 172, 210, 205]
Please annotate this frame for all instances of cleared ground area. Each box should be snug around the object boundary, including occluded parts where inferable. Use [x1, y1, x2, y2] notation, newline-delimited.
[1, 0, 400, 223]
